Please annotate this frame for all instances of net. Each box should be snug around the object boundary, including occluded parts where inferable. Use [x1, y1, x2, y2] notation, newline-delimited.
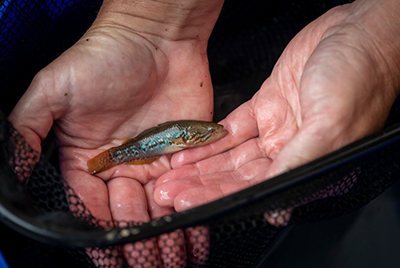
[2, 0, 399, 267]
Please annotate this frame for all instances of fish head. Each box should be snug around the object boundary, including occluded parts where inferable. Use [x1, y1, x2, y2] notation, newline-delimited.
[184, 121, 228, 147]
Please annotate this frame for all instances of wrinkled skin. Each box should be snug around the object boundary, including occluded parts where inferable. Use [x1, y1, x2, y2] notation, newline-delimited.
[8, 0, 400, 266]
[8, 2, 222, 265]
[153, 2, 400, 211]
[10, 23, 214, 218]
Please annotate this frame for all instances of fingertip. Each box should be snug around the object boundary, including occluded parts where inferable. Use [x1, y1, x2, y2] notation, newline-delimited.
[174, 194, 195, 212]
[9, 99, 53, 154]
[8, 121, 43, 154]
[173, 192, 208, 212]
[154, 173, 172, 189]
[154, 178, 203, 208]
[169, 153, 185, 169]
[173, 184, 223, 212]
[153, 184, 175, 207]
[154, 176, 165, 189]
[155, 165, 200, 188]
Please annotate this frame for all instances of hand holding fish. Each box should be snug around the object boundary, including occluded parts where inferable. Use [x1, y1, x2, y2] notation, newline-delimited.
[87, 120, 227, 175]
[8, 0, 225, 266]
[154, 0, 400, 211]
[7, 0, 400, 266]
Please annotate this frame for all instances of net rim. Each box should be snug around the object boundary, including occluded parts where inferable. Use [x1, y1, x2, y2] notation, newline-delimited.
[1, 122, 400, 247]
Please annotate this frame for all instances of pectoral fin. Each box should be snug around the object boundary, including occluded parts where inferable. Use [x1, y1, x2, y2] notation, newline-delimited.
[127, 156, 160, 165]
[169, 137, 186, 147]
[121, 138, 131, 145]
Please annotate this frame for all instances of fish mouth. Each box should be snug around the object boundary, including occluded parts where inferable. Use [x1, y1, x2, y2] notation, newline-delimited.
[215, 123, 228, 137]
[202, 126, 227, 145]
[220, 128, 228, 137]
[214, 127, 228, 140]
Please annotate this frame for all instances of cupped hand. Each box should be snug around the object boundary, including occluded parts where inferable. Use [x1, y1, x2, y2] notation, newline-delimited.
[8, 14, 214, 267]
[154, 1, 400, 211]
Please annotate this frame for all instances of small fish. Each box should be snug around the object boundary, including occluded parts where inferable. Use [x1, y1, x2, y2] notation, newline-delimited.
[87, 120, 228, 175]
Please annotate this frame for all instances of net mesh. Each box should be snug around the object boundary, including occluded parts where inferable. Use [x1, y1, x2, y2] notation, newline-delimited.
[1, 0, 399, 267]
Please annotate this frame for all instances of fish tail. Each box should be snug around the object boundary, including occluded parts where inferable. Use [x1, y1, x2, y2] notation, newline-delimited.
[87, 149, 115, 175]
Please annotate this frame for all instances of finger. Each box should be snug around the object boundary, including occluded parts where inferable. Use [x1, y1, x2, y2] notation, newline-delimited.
[149, 179, 211, 265]
[154, 158, 269, 207]
[122, 239, 162, 268]
[62, 170, 122, 267]
[174, 182, 252, 212]
[86, 247, 123, 268]
[8, 72, 59, 153]
[156, 231, 187, 267]
[185, 226, 210, 265]
[156, 138, 271, 187]
[144, 180, 187, 268]
[155, 177, 203, 207]
[264, 111, 360, 179]
[107, 177, 163, 267]
[170, 101, 258, 168]
[166, 173, 256, 208]
[7, 126, 40, 181]
[250, 77, 300, 161]
[108, 178, 150, 223]
[63, 170, 112, 224]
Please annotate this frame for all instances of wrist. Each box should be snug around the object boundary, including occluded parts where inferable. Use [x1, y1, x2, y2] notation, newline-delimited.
[92, 0, 224, 49]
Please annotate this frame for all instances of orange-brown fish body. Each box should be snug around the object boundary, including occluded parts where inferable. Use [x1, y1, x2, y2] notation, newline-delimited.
[87, 120, 227, 174]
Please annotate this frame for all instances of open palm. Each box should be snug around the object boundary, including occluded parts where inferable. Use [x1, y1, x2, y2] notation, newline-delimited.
[154, 4, 399, 211]
[9, 26, 213, 266]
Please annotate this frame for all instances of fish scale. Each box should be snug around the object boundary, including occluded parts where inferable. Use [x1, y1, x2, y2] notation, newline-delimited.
[87, 120, 228, 175]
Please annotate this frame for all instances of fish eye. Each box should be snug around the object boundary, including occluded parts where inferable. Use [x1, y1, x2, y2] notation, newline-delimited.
[207, 126, 216, 133]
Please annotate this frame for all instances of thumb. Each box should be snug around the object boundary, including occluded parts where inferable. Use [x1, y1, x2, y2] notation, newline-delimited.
[8, 72, 56, 154]
[265, 123, 336, 178]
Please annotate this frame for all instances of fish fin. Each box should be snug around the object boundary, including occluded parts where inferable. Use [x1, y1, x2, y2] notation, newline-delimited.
[127, 156, 160, 165]
[169, 137, 186, 146]
[121, 139, 131, 145]
[87, 150, 114, 175]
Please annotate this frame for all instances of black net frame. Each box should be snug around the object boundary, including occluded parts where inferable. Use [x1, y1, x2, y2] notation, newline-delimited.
[1, 0, 399, 267]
